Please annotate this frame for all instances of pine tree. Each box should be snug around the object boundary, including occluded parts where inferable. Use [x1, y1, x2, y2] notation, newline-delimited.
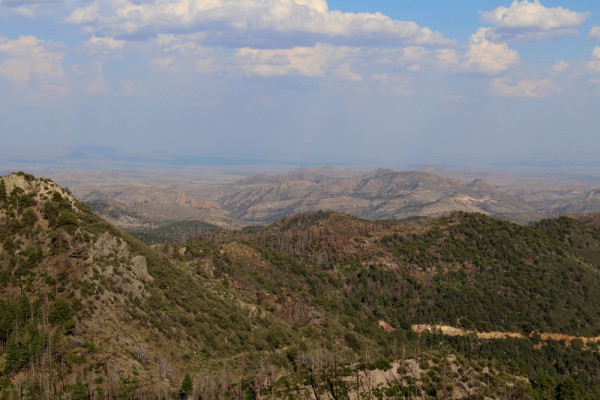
[0, 179, 6, 203]
[179, 373, 193, 400]
[69, 380, 89, 400]
[4, 336, 18, 373]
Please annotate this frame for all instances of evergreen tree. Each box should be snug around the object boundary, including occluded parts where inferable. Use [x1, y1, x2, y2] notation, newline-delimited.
[4, 337, 18, 373]
[179, 373, 193, 400]
[69, 380, 89, 400]
[555, 378, 579, 400]
[0, 179, 6, 203]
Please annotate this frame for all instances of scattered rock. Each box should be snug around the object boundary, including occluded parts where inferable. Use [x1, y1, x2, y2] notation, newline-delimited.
[131, 255, 153, 282]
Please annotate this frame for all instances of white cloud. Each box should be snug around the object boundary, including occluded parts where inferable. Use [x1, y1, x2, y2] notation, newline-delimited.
[551, 60, 570, 74]
[482, 1, 587, 30]
[490, 77, 556, 98]
[65, 0, 452, 48]
[235, 44, 344, 77]
[587, 47, 600, 73]
[151, 56, 176, 73]
[150, 31, 440, 82]
[65, 3, 99, 24]
[154, 33, 209, 57]
[589, 27, 600, 40]
[153, 33, 221, 74]
[332, 63, 362, 82]
[0, 35, 64, 85]
[436, 49, 460, 69]
[490, 28, 578, 42]
[82, 36, 126, 57]
[481, 1, 588, 41]
[12, 6, 36, 17]
[393, 46, 427, 71]
[1, 0, 66, 18]
[362, 46, 431, 73]
[86, 75, 109, 94]
[195, 58, 220, 74]
[462, 28, 520, 74]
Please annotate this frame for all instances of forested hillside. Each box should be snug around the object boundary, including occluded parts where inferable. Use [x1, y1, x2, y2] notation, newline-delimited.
[2, 172, 600, 399]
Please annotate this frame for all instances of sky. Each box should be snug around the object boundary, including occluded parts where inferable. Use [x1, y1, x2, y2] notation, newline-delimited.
[1, 0, 600, 168]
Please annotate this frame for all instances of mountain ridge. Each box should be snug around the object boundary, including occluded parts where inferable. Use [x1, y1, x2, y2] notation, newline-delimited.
[219, 169, 530, 223]
[3, 172, 600, 399]
[68, 167, 600, 239]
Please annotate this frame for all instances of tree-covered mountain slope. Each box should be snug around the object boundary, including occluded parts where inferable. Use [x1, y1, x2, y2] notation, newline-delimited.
[178, 210, 600, 398]
[2, 172, 600, 399]
[217, 210, 600, 337]
[0, 172, 300, 398]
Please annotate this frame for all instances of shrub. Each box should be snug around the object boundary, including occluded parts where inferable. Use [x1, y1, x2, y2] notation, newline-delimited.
[48, 298, 72, 325]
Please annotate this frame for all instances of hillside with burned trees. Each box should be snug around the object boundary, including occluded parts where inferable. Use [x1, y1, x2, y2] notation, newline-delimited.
[2, 172, 600, 399]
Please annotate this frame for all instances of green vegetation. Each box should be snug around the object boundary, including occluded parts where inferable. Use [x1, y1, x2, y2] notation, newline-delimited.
[179, 373, 193, 399]
[2, 173, 600, 399]
[382, 213, 600, 335]
[127, 219, 220, 244]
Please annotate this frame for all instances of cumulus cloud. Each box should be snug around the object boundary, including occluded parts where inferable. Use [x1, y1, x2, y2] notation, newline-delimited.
[332, 63, 362, 82]
[152, 33, 222, 74]
[482, 0, 587, 30]
[589, 27, 600, 40]
[11, 6, 36, 17]
[481, 0, 588, 41]
[151, 56, 177, 73]
[462, 28, 520, 74]
[435, 49, 460, 69]
[490, 77, 556, 98]
[64, 0, 452, 48]
[0, 35, 64, 85]
[235, 44, 345, 77]
[149, 31, 441, 81]
[587, 47, 600, 73]
[82, 36, 126, 57]
[2, 0, 70, 19]
[2, 0, 64, 4]
[65, 3, 99, 24]
[154, 33, 210, 57]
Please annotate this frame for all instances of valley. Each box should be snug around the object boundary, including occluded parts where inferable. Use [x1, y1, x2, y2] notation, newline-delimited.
[25, 166, 598, 243]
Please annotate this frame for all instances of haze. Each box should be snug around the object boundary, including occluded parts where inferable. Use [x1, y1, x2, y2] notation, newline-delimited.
[1, 0, 600, 169]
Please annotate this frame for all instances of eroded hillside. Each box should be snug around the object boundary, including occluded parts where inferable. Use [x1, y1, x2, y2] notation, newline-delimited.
[2, 172, 600, 399]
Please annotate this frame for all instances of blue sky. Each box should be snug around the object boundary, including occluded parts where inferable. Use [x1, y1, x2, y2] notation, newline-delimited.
[1, 0, 599, 168]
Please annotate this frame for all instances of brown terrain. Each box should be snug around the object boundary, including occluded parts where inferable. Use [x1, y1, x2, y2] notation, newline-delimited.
[412, 324, 600, 345]
[34, 166, 600, 232]
[3, 171, 600, 398]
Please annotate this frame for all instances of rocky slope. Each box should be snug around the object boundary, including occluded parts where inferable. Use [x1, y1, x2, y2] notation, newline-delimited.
[73, 168, 600, 238]
[2, 172, 600, 399]
[559, 188, 600, 213]
[0, 172, 298, 398]
[220, 168, 530, 223]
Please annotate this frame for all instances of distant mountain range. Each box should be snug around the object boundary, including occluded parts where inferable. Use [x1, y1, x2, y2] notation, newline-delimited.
[220, 168, 530, 223]
[75, 168, 600, 235]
